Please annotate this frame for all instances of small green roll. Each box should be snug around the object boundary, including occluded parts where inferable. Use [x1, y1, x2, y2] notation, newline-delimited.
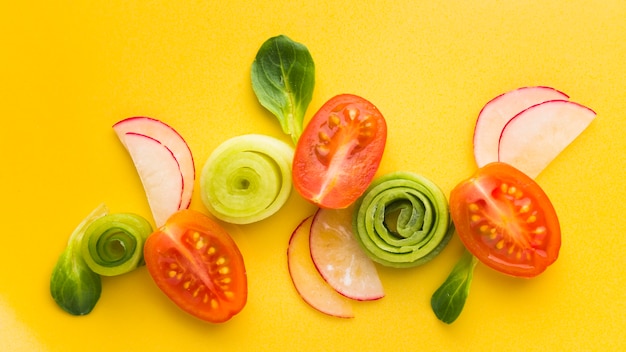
[80, 213, 153, 276]
[200, 134, 294, 224]
[353, 171, 453, 268]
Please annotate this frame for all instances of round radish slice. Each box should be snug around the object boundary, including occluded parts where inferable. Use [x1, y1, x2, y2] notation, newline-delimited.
[309, 208, 384, 301]
[473, 86, 569, 167]
[498, 100, 596, 178]
[287, 217, 354, 318]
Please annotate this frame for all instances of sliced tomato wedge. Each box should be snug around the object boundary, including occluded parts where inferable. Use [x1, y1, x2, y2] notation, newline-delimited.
[293, 94, 387, 209]
[449, 162, 561, 278]
[143, 209, 247, 322]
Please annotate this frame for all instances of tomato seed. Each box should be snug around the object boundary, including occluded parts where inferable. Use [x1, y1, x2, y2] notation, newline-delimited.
[328, 114, 340, 128]
[318, 131, 330, 142]
[344, 108, 358, 121]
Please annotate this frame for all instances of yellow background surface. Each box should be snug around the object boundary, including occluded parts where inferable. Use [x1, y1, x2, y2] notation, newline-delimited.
[1, 1, 625, 351]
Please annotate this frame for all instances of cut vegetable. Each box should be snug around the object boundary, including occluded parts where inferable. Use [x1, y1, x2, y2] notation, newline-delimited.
[473, 86, 569, 167]
[143, 209, 247, 323]
[498, 100, 596, 178]
[200, 134, 294, 224]
[287, 216, 354, 318]
[80, 213, 153, 276]
[353, 172, 452, 268]
[120, 132, 184, 227]
[309, 208, 384, 301]
[113, 116, 195, 210]
[449, 162, 561, 278]
[293, 94, 387, 209]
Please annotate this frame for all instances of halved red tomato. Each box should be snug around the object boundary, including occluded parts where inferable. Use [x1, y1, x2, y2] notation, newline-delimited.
[449, 162, 561, 278]
[143, 209, 247, 322]
[293, 94, 387, 209]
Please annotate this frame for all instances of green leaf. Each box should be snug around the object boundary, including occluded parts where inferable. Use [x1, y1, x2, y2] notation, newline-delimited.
[50, 204, 107, 315]
[431, 248, 478, 324]
[50, 250, 102, 315]
[251, 35, 315, 145]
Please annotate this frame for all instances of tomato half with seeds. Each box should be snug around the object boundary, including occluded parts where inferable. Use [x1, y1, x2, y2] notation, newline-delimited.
[293, 94, 387, 209]
[143, 209, 247, 323]
[449, 162, 560, 278]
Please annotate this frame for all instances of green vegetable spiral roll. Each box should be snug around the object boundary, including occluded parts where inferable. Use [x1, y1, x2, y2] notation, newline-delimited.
[200, 134, 294, 224]
[80, 213, 153, 276]
[353, 171, 452, 268]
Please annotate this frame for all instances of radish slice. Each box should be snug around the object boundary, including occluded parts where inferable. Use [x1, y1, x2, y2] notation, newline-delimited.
[114, 117, 195, 210]
[498, 100, 596, 178]
[122, 132, 184, 227]
[473, 86, 569, 167]
[309, 208, 385, 301]
[287, 217, 354, 318]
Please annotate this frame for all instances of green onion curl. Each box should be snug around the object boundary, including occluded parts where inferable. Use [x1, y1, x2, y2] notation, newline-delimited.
[200, 134, 294, 224]
[353, 171, 453, 268]
[80, 213, 153, 276]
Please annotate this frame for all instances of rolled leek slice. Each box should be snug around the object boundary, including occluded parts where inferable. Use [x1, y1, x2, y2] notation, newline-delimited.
[200, 134, 294, 224]
[80, 213, 153, 276]
[353, 171, 452, 268]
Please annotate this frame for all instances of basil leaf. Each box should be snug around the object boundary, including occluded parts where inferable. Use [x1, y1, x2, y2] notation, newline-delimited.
[251, 35, 315, 144]
[431, 248, 478, 324]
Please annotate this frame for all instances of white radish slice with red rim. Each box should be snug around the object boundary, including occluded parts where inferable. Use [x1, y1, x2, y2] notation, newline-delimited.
[113, 117, 195, 209]
[473, 86, 569, 167]
[287, 216, 355, 318]
[121, 132, 184, 227]
[309, 207, 385, 301]
[498, 100, 596, 178]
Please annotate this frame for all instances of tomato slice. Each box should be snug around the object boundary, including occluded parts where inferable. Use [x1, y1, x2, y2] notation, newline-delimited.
[449, 162, 560, 278]
[293, 94, 387, 209]
[143, 209, 247, 322]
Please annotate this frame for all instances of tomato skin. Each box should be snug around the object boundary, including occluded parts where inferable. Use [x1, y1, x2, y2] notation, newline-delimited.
[293, 94, 387, 209]
[143, 209, 247, 323]
[449, 162, 560, 278]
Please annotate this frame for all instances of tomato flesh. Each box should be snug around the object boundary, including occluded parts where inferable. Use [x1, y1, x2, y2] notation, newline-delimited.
[293, 94, 387, 209]
[449, 162, 560, 278]
[143, 209, 247, 322]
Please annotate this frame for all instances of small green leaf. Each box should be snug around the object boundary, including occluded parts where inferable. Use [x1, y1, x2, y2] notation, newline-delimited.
[50, 250, 102, 315]
[50, 204, 107, 315]
[251, 35, 315, 145]
[431, 248, 478, 324]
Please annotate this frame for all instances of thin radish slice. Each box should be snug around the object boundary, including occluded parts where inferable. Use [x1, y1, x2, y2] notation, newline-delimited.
[310, 208, 385, 301]
[114, 117, 195, 210]
[473, 86, 569, 167]
[498, 100, 596, 178]
[287, 217, 354, 318]
[122, 132, 184, 227]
